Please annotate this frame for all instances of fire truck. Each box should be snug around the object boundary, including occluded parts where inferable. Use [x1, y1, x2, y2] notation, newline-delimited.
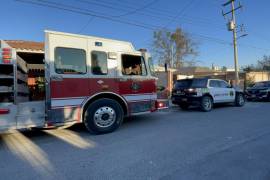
[0, 30, 167, 134]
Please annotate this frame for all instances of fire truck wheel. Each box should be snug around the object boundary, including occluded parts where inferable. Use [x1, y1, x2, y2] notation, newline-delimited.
[84, 98, 124, 134]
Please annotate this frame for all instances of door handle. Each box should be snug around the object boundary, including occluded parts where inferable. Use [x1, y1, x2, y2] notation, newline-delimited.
[119, 78, 128, 82]
[51, 75, 63, 81]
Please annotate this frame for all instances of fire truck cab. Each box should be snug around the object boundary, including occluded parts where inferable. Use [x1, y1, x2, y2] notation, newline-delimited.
[0, 30, 165, 134]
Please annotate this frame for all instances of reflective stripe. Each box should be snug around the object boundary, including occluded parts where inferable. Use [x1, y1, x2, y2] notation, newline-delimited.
[51, 93, 158, 107]
[123, 93, 157, 102]
[51, 98, 85, 107]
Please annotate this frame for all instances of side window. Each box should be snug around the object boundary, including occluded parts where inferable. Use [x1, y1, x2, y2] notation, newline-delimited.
[209, 80, 219, 88]
[219, 81, 229, 88]
[55, 47, 86, 74]
[122, 54, 147, 76]
[91, 51, 108, 75]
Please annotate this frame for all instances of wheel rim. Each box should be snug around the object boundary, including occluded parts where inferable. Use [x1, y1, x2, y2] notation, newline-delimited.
[238, 95, 245, 105]
[93, 106, 116, 128]
[203, 97, 212, 110]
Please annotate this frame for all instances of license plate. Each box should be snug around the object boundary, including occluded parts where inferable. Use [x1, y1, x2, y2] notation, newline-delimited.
[177, 91, 185, 95]
[181, 98, 187, 101]
[252, 95, 256, 98]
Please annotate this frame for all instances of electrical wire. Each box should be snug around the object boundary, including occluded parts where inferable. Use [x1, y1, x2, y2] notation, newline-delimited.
[78, 0, 225, 30]
[77, 16, 95, 33]
[111, 0, 159, 18]
[163, 0, 198, 28]
[16, 0, 158, 30]
[15, 0, 270, 52]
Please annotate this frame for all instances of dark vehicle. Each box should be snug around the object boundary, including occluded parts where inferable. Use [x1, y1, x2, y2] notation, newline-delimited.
[171, 78, 245, 111]
[245, 81, 270, 101]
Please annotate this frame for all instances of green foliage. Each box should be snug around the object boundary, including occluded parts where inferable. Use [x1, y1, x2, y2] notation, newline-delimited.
[245, 75, 255, 88]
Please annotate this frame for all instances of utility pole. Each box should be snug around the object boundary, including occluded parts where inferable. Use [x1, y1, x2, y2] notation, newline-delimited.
[171, 45, 174, 68]
[231, 0, 239, 85]
[222, 0, 245, 86]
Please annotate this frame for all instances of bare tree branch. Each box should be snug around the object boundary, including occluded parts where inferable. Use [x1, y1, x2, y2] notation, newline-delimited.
[151, 27, 198, 69]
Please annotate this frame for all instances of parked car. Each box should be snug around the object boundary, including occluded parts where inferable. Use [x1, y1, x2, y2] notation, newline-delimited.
[245, 81, 270, 101]
[171, 78, 245, 111]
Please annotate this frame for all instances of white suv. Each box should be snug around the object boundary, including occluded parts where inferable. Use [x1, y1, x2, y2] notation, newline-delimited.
[171, 78, 245, 111]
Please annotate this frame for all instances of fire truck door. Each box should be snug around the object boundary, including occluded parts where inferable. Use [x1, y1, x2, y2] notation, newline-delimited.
[49, 47, 89, 122]
[119, 54, 156, 114]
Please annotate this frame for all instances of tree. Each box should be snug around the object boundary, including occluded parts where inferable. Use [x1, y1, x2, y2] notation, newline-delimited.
[242, 55, 270, 72]
[152, 27, 197, 69]
[257, 55, 270, 71]
[242, 64, 256, 72]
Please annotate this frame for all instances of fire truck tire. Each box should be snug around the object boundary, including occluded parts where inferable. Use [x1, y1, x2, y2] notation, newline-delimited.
[84, 98, 124, 134]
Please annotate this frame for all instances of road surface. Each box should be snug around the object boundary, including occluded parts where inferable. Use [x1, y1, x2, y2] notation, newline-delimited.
[0, 102, 270, 180]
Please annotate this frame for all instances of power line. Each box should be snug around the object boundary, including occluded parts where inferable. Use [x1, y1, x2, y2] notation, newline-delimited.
[164, 0, 198, 28]
[15, 0, 270, 52]
[77, 0, 159, 34]
[16, 0, 158, 30]
[96, 0, 219, 25]
[78, 0, 225, 30]
[111, 0, 159, 18]
[77, 16, 95, 33]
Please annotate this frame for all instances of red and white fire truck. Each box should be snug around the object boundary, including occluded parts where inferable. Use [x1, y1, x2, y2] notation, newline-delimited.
[0, 30, 167, 134]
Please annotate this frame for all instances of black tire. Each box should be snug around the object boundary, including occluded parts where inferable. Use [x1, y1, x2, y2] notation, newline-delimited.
[84, 98, 124, 134]
[200, 96, 213, 112]
[179, 103, 190, 110]
[235, 93, 245, 107]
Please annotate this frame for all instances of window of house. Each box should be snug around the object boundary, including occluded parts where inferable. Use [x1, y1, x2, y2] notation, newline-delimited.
[54, 47, 86, 74]
[121, 54, 147, 76]
[91, 51, 108, 75]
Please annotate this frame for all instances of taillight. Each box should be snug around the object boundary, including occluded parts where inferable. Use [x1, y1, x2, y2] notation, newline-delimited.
[184, 88, 197, 95]
[158, 102, 165, 108]
[1, 48, 12, 63]
[0, 109, 10, 115]
[155, 100, 168, 109]
[186, 88, 196, 92]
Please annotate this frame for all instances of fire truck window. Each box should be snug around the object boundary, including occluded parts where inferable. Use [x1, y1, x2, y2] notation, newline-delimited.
[121, 55, 147, 76]
[91, 51, 108, 75]
[55, 47, 86, 74]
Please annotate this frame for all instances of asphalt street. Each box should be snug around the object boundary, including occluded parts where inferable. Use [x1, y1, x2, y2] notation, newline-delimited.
[0, 102, 270, 180]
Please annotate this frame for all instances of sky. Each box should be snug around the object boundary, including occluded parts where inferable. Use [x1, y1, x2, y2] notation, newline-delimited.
[1, 0, 270, 69]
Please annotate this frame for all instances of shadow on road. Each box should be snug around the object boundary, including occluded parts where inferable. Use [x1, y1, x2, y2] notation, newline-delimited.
[0, 126, 97, 179]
